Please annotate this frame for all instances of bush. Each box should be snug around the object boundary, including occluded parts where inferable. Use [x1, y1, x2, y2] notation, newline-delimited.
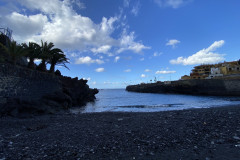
[55, 69, 62, 76]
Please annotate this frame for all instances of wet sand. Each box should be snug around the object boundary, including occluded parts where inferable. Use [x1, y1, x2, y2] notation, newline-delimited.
[1, 105, 240, 159]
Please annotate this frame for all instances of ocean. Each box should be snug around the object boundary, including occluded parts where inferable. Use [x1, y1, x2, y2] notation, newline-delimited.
[70, 89, 240, 113]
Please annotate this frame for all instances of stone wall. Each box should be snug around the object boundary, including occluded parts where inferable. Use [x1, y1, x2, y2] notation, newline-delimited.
[0, 63, 61, 104]
[0, 63, 98, 117]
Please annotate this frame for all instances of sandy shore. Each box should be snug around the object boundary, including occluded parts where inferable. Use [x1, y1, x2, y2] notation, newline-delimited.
[1, 105, 240, 160]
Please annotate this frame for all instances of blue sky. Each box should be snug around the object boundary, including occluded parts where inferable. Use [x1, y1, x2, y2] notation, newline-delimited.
[1, 0, 240, 89]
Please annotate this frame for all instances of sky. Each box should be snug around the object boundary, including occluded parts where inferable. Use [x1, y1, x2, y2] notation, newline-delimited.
[1, 0, 240, 89]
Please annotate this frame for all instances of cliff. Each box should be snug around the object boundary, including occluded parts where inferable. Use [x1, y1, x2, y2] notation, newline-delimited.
[126, 79, 240, 96]
[0, 63, 98, 117]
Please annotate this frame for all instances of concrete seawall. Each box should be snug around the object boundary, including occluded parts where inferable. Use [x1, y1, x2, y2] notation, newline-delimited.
[126, 79, 240, 96]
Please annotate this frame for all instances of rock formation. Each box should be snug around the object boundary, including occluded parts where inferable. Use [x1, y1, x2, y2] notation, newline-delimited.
[0, 63, 98, 117]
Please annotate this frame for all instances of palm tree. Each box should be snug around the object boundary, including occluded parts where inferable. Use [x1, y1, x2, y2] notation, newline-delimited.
[48, 49, 69, 73]
[0, 40, 27, 65]
[38, 40, 55, 71]
[22, 42, 40, 69]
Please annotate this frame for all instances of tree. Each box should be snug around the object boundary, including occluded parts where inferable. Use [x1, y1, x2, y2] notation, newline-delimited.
[47, 49, 69, 73]
[37, 40, 55, 71]
[22, 42, 40, 69]
[0, 40, 27, 65]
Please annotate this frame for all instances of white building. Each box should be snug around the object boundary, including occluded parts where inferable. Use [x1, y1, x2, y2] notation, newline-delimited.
[206, 68, 223, 79]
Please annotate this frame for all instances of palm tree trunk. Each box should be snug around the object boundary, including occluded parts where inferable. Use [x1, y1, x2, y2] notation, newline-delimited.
[39, 60, 47, 71]
[49, 64, 55, 73]
[28, 58, 35, 69]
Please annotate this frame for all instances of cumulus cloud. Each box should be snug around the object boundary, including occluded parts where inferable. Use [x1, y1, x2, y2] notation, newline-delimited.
[166, 39, 180, 48]
[1, 0, 149, 57]
[141, 74, 146, 78]
[117, 30, 150, 53]
[2, 12, 48, 40]
[95, 68, 105, 72]
[75, 56, 104, 65]
[154, 0, 190, 8]
[170, 40, 225, 65]
[91, 45, 112, 54]
[145, 69, 151, 72]
[124, 69, 131, 72]
[114, 56, 120, 62]
[156, 70, 176, 74]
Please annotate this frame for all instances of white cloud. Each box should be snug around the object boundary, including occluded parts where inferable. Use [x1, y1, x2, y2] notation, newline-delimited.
[166, 39, 180, 48]
[170, 40, 225, 65]
[124, 69, 131, 72]
[140, 58, 144, 61]
[114, 56, 120, 62]
[117, 30, 151, 53]
[95, 68, 105, 72]
[1, 0, 149, 56]
[145, 69, 151, 72]
[92, 81, 96, 85]
[154, 0, 189, 9]
[75, 56, 104, 65]
[2, 12, 48, 40]
[153, 52, 163, 57]
[156, 70, 176, 74]
[131, 1, 140, 16]
[73, 0, 86, 9]
[141, 74, 146, 78]
[83, 77, 91, 81]
[91, 45, 111, 54]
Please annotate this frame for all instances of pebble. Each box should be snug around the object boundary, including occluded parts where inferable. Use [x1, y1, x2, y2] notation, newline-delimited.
[233, 136, 240, 140]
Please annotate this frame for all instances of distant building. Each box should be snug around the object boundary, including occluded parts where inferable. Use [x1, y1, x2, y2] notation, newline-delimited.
[190, 64, 214, 79]
[220, 61, 240, 75]
[181, 60, 240, 80]
[206, 68, 223, 79]
[180, 75, 191, 80]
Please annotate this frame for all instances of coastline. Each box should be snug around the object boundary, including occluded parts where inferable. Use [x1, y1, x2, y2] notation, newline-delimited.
[1, 105, 240, 159]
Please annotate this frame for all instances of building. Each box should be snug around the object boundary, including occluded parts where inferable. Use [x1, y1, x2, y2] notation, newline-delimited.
[190, 64, 214, 79]
[220, 61, 240, 75]
[180, 75, 191, 80]
[181, 60, 240, 80]
[206, 67, 223, 79]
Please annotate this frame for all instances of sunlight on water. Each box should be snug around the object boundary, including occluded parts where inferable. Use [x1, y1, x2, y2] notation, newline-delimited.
[70, 89, 240, 113]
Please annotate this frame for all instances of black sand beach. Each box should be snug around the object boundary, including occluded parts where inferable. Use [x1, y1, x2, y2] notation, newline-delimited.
[1, 106, 240, 160]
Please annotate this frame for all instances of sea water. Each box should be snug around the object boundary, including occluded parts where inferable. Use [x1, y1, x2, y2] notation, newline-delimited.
[70, 89, 240, 113]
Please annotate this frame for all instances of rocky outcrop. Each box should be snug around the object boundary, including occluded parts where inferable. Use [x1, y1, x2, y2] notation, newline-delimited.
[0, 63, 98, 117]
[126, 79, 240, 96]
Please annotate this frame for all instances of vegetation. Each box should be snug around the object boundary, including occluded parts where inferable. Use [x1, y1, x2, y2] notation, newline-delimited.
[0, 35, 69, 73]
[0, 40, 28, 65]
[47, 48, 69, 73]
[22, 42, 40, 69]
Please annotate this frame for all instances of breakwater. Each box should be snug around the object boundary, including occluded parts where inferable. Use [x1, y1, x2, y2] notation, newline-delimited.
[126, 79, 240, 96]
